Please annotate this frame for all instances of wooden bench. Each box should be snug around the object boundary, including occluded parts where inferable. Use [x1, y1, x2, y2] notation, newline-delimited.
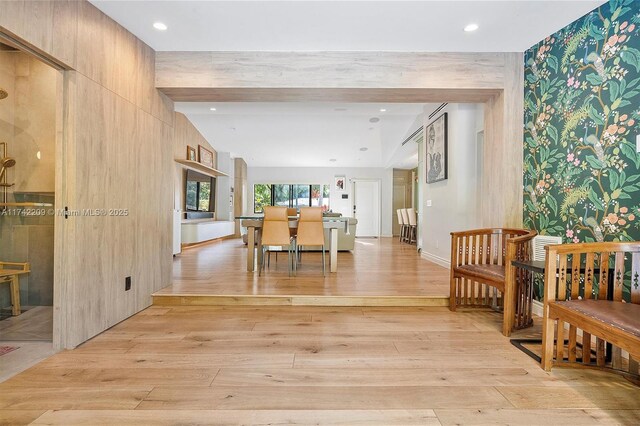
[0, 262, 30, 316]
[541, 242, 640, 379]
[450, 228, 537, 336]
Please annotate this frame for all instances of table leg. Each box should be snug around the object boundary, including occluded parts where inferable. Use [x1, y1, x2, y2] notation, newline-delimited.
[247, 226, 255, 272]
[10, 275, 20, 316]
[257, 228, 263, 271]
[330, 228, 338, 273]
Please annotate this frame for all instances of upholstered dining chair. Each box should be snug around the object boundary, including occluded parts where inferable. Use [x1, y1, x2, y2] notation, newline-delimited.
[296, 207, 326, 276]
[407, 208, 417, 244]
[260, 206, 296, 276]
[396, 209, 406, 242]
[267, 207, 299, 267]
[400, 209, 410, 243]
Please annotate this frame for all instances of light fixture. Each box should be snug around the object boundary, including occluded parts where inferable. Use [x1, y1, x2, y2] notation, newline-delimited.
[153, 22, 168, 31]
[329, 158, 337, 162]
[464, 23, 479, 32]
[379, 108, 387, 112]
[369, 117, 380, 123]
[209, 107, 217, 111]
[359, 147, 368, 152]
[36, 151, 41, 160]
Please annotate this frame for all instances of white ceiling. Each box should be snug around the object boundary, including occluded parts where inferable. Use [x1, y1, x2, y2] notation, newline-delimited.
[90, 0, 605, 52]
[176, 102, 428, 167]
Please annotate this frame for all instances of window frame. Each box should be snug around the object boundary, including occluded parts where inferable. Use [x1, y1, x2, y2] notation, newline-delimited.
[253, 183, 329, 213]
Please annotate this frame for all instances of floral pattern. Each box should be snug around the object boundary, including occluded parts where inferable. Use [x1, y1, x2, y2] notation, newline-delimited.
[524, 0, 640, 301]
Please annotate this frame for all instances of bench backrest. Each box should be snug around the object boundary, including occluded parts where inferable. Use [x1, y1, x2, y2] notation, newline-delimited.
[451, 228, 535, 269]
[544, 242, 640, 304]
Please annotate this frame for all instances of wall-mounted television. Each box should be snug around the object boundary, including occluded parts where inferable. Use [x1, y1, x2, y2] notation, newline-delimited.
[185, 169, 215, 213]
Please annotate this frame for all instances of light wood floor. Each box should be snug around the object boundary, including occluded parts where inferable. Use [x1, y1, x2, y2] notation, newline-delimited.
[156, 237, 450, 299]
[0, 305, 639, 425]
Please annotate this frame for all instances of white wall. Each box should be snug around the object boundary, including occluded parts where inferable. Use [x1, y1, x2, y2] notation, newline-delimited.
[420, 104, 484, 266]
[247, 166, 394, 236]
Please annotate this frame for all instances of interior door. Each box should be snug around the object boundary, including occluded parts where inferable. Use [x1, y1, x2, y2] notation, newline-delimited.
[353, 180, 380, 237]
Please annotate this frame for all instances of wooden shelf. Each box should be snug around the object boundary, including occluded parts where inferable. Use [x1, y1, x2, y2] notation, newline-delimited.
[174, 159, 228, 177]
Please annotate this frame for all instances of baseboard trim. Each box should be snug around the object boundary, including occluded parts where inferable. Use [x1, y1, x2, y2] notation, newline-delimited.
[532, 299, 543, 317]
[421, 252, 450, 269]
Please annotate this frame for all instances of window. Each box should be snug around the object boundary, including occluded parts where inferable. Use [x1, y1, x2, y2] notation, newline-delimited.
[254, 184, 271, 213]
[254, 183, 330, 213]
[272, 184, 290, 207]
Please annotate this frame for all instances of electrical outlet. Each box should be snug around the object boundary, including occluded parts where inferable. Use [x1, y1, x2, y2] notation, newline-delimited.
[125, 276, 131, 291]
[426, 200, 432, 207]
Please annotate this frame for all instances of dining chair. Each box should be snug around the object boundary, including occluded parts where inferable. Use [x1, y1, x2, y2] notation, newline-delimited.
[296, 207, 326, 276]
[260, 206, 296, 276]
[407, 208, 417, 244]
[400, 209, 410, 243]
[396, 209, 406, 243]
[267, 207, 299, 266]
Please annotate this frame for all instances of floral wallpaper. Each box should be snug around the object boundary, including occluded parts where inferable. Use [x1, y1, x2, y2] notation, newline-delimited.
[524, 0, 640, 301]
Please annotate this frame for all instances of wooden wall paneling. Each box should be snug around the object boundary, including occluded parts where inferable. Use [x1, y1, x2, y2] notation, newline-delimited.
[159, 88, 499, 103]
[155, 52, 508, 90]
[234, 158, 248, 236]
[502, 53, 525, 227]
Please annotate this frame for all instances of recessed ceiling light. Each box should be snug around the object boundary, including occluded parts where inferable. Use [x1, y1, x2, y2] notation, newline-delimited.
[209, 107, 217, 111]
[369, 117, 380, 123]
[464, 23, 479, 32]
[359, 147, 368, 152]
[379, 108, 387, 112]
[153, 22, 168, 31]
[329, 158, 337, 162]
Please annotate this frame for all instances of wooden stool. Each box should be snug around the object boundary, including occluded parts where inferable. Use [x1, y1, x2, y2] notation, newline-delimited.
[0, 262, 30, 316]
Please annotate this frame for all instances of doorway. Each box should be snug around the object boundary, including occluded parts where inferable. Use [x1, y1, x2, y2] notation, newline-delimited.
[353, 179, 380, 238]
[0, 36, 60, 380]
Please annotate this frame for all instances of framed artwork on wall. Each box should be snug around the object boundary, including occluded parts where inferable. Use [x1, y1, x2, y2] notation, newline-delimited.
[334, 176, 346, 192]
[187, 146, 197, 161]
[198, 145, 214, 168]
[425, 112, 448, 184]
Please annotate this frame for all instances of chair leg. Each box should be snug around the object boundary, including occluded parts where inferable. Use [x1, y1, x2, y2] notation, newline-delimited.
[10, 275, 20, 316]
[259, 247, 266, 276]
[293, 242, 297, 276]
[322, 245, 326, 276]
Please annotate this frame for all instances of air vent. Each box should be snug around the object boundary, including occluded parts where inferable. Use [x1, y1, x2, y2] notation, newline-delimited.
[401, 127, 424, 146]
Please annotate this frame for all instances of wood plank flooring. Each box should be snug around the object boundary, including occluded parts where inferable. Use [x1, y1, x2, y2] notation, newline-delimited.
[1, 305, 639, 425]
[154, 237, 450, 306]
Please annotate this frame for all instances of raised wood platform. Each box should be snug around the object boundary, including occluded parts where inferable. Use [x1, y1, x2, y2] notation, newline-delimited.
[154, 237, 451, 307]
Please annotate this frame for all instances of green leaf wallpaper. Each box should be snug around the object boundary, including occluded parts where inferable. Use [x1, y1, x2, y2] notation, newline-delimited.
[524, 0, 640, 243]
[524, 0, 640, 301]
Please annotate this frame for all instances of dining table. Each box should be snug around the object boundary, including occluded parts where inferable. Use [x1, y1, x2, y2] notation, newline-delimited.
[238, 215, 351, 273]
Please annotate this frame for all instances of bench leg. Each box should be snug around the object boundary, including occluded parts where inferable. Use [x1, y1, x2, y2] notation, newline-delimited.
[502, 282, 515, 337]
[541, 310, 555, 371]
[449, 274, 457, 311]
[10, 275, 20, 316]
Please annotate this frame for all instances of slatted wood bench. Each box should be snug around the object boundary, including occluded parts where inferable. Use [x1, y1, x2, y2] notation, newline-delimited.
[541, 242, 640, 379]
[450, 228, 537, 336]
